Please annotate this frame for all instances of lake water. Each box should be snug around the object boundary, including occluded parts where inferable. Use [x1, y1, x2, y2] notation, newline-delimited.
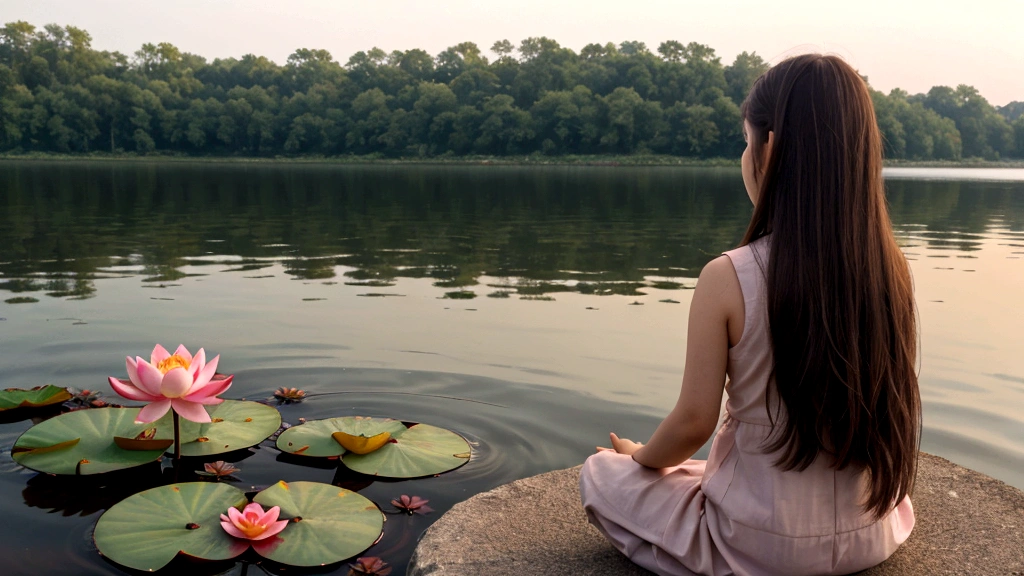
[0, 161, 1022, 575]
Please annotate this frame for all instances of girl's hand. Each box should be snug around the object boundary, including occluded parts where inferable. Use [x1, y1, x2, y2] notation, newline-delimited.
[596, 432, 643, 455]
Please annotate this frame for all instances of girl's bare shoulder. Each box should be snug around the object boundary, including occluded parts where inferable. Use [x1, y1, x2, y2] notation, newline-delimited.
[696, 254, 745, 345]
[697, 254, 742, 296]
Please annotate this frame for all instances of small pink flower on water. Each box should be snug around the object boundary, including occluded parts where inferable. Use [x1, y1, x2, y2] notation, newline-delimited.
[219, 502, 288, 541]
[199, 460, 239, 478]
[391, 494, 433, 515]
[108, 344, 233, 424]
[349, 557, 392, 576]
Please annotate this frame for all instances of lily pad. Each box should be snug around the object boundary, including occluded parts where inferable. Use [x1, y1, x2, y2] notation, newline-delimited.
[13, 407, 169, 475]
[0, 385, 71, 411]
[174, 400, 282, 457]
[344, 422, 472, 478]
[94, 481, 381, 570]
[277, 417, 471, 478]
[277, 417, 405, 458]
[94, 482, 249, 571]
[252, 481, 383, 566]
[12, 401, 281, 475]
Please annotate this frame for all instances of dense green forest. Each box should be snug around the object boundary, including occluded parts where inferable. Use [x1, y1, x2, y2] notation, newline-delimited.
[1, 21, 1022, 161]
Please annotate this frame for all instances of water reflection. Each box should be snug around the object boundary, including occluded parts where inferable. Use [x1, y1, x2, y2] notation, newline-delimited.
[0, 162, 749, 299]
[1, 163, 1023, 302]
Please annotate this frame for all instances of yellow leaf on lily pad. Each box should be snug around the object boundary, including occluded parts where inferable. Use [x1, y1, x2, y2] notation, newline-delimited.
[11, 437, 80, 456]
[277, 417, 471, 477]
[113, 436, 174, 451]
[332, 430, 391, 454]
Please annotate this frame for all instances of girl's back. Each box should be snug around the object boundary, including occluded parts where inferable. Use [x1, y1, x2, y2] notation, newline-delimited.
[704, 237, 913, 573]
[580, 54, 920, 576]
[581, 237, 914, 575]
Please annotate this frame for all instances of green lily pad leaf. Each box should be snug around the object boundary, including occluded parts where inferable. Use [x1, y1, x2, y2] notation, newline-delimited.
[13, 407, 168, 475]
[252, 481, 383, 567]
[0, 385, 71, 411]
[343, 422, 472, 478]
[95, 481, 382, 570]
[13, 401, 281, 475]
[170, 400, 282, 457]
[277, 417, 406, 458]
[94, 482, 249, 571]
[277, 417, 471, 478]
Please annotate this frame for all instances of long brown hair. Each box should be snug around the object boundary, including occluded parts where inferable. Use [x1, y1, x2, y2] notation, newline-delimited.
[740, 54, 920, 519]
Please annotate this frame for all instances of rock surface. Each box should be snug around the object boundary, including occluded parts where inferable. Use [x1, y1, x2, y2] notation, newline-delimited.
[409, 453, 1024, 576]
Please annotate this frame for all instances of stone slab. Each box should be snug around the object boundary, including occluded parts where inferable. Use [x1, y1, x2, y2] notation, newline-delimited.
[409, 453, 1024, 575]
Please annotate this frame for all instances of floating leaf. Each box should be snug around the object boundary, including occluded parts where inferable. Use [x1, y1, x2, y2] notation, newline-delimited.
[332, 430, 391, 455]
[277, 417, 405, 458]
[277, 417, 471, 478]
[252, 481, 383, 567]
[344, 422, 471, 478]
[94, 481, 380, 570]
[13, 401, 281, 475]
[13, 408, 169, 475]
[174, 400, 281, 457]
[0, 385, 71, 411]
[94, 482, 249, 571]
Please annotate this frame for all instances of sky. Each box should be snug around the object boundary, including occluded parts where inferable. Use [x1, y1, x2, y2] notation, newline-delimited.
[5, 0, 1022, 105]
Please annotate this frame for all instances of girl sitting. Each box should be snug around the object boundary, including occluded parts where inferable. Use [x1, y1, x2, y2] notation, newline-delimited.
[580, 54, 919, 576]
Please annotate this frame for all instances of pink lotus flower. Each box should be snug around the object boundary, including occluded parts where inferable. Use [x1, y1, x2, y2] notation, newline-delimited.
[219, 502, 288, 541]
[108, 344, 233, 424]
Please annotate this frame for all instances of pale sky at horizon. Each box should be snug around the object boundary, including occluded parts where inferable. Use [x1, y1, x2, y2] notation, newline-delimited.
[5, 0, 1022, 105]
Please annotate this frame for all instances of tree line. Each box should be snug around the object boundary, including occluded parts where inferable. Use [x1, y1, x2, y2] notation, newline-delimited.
[1, 21, 1022, 161]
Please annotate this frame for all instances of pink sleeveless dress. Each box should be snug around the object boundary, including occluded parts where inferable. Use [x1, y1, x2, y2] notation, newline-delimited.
[579, 238, 915, 576]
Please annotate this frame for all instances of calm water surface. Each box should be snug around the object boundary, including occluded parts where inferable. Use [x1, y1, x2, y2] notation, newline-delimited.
[0, 162, 1022, 575]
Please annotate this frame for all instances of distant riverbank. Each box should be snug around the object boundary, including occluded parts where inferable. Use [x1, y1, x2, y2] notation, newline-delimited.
[3, 152, 1024, 169]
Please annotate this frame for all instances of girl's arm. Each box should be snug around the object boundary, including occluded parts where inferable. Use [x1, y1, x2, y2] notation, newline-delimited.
[607, 254, 740, 468]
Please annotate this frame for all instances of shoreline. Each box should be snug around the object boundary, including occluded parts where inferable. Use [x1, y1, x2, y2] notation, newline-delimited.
[409, 453, 1024, 575]
[2, 153, 1024, 169]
